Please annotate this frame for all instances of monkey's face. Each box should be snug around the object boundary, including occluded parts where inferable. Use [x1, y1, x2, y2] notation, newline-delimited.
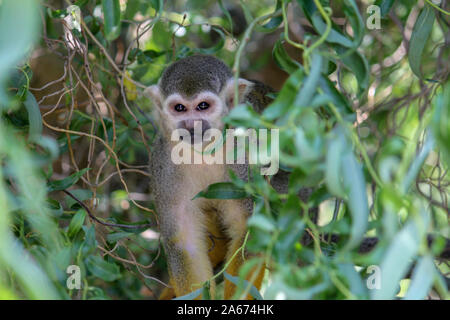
[144, 86, 229, 145]
[144, 55, 253, 145]
[163, 91, 226, 144]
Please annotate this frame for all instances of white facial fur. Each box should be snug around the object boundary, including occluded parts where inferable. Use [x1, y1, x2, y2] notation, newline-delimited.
[144, 78, 253, 142]
[163, 91, 225, 131]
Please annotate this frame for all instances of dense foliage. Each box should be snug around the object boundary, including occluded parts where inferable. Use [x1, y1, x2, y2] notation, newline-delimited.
[0, 0, 448, 299]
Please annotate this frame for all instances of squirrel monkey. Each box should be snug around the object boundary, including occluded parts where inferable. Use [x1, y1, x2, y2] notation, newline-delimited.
[145, 55, 273, 299]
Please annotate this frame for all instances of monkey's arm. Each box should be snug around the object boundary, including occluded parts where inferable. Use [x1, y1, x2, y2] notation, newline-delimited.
[218, 199, 265, 299]
[159, 203, 215, 298]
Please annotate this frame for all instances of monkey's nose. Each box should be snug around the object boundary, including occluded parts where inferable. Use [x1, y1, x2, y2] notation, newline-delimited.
[189, 128, 203, 144]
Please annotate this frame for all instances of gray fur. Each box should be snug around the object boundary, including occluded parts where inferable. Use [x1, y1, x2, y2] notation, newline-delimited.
[160, 55, 232, 98]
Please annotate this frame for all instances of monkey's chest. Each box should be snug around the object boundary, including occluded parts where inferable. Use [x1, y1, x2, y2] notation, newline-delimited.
[181, 163, 228, 199]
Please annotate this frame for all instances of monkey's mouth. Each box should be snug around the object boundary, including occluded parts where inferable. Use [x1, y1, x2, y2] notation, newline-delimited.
[180, 133, 206, 145]
[175, 119, 212, 145]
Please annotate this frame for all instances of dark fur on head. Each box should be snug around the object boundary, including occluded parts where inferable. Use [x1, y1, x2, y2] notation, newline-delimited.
[159, 55, 233, 98]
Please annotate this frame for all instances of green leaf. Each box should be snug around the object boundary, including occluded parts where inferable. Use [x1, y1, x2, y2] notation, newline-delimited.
[262, 68, 304, 120]
[325, 125, 369, 251]
[224, 272, 264, 300]
[81, 225, 97, 256]
[272, 38, 302, 74]
[193, 182, 247, 200]
[300, 1, 362, 49]
[0, 0, 39, 105]
[292, 53, 322, 108]
[65, 189, 93, 208]
[310, 11, 354, 48]
[336, 46, 369, 95]
[67, 209, 86, 238]
[401, 132, 433, 193]
[275, 220, 305, 263]
[338, 263, 367, 297]
[296, 0, 316, 21]
[173, 287, 203, 300]
[46, 198, 63, 217]
[136, 49, 166, 63]
[74, 0, 89, 7]
[293, 127, 322, 162]
[318, 76, 353, 115]
[239, 0, 254, 25]
[23, 92, 42, 141]
[106, 231, 134, 243]
[33, 136, 59, 161]
[195, 27, 225, 55]
[431, 81, 450, 166]
[325, 129, 347, 198]
[265, 277, 329, 299]
[102, 0, 121, 41]
[225, 104, 263, 128]
[404, 255, 434, 300]
[202, 281, 211, 300]
[341, 149, 369, 250]
[258, 0, 283, 33]
[375, 0, 396, 17]
[0, 239, 60, 299]
[343, 0, 364, 47]
[47, 168, 90, 192]
[371, 210, 429, 299]
[150, 0, 164, 14]
[218, 0, 234, 33]
[85, 256, 121, 282]
[248, 214, 276, 233]
[408, 5, 435, 79]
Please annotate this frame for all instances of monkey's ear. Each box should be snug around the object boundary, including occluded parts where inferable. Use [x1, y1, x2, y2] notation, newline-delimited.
[144, 85, 162, 109]
[223, 78, 253, 109]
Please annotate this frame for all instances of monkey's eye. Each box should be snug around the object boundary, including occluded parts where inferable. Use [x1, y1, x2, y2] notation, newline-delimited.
[174, 104, 187, 112]
[196, 101, 210, 111]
